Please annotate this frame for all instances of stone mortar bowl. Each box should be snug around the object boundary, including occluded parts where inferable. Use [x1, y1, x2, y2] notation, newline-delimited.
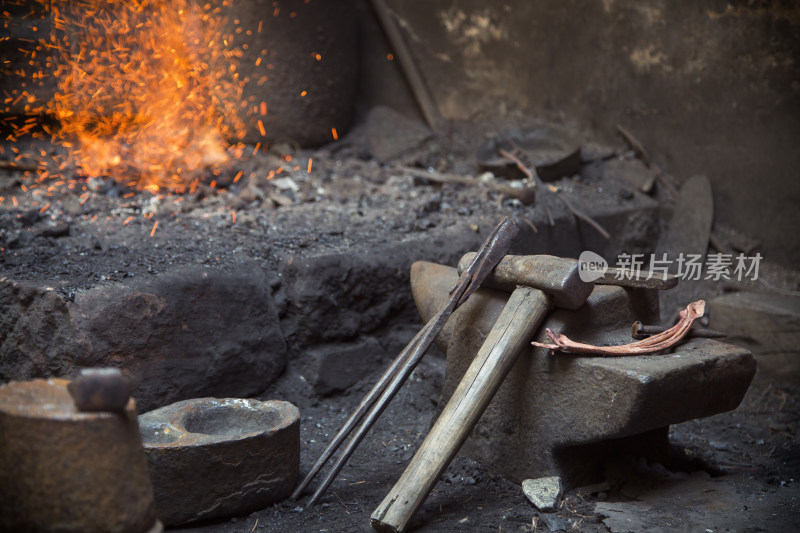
[138, 398, 299, 526]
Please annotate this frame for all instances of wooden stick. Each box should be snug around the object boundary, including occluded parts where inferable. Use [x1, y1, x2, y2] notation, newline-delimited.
[552, 192, 611, 240]
[0, 160, 39, 172]
[499, 148, 610, 239]
[369, 0, 442, 129]
[616, 124, 651, 167]
[371, 286, 552, 532]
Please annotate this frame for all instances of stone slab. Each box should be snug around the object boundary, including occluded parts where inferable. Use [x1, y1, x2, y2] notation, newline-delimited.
[597, 157, 657, 194]
[362, 106, 433, 163]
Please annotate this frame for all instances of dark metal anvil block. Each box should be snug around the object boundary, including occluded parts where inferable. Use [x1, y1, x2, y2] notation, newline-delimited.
[410, 261, 756, 487]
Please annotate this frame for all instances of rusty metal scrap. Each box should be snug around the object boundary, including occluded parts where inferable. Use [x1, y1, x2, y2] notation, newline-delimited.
[532, 300, 706, 355]
[631, 320, 726, 340]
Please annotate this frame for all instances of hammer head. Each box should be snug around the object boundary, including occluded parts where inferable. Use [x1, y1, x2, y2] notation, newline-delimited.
[457, 253, 592, 310]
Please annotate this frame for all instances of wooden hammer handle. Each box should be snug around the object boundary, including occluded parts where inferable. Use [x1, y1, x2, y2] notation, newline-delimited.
[370, 286, 552, 533]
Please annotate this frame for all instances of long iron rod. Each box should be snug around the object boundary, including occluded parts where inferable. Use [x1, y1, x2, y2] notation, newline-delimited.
[294, 217, 519, 504]
[291, 323, 430, 500]
[307, 301, 455, 505]
[369, 0, 442, 129]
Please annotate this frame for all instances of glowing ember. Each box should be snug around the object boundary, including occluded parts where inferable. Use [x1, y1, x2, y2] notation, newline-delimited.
[6, 0, 250, 191]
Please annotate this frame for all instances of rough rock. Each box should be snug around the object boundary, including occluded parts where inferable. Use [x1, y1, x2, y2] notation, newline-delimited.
[139, 397, 299, 526]
[538, 513, 570, 532]
[522, 476, 563, 512]
[1, 262, 287, 412]
[0, 279, 90, 380]
[279, 252, 413, 348]
[302, 336, 389, 395]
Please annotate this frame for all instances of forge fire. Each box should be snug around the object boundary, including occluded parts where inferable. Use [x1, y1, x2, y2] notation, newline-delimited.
[1, 1, 798, 532]
[3, 0, 253, 191]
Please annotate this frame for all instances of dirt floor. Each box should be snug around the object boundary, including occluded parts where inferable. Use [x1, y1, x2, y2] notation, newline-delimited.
[2, 114, 798, 532]
[163, 356, 798, 533]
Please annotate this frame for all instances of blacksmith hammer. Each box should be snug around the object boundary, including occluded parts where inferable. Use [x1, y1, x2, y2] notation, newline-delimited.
[371, 255, 593, 533]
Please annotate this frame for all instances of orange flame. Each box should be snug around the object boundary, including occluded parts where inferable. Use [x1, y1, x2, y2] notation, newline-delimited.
[10, 1, 250, 191]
